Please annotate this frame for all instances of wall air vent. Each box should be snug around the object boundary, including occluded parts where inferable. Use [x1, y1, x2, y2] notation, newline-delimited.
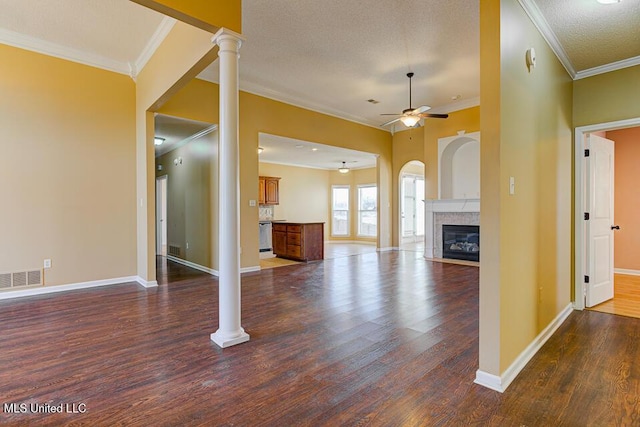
[0, 269, 43, 289]
[168, 245, 181, 257]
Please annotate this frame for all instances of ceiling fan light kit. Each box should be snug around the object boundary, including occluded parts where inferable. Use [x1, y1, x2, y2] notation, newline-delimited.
[380, 72, 449, 128]
[338, 162, 350, 174]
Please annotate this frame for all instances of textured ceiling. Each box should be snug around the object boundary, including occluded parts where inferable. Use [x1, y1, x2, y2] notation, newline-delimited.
[199, 0, 481, 128]
[533, 0, 640, 72]
[1, 0, 638, 153]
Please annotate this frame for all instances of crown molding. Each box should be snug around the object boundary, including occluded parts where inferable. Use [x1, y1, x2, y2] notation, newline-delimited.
[429, 97, 480, 114]
[0, 27, 130, 76]
[516, 0, 576, 79]
[574, 55, 640, 80]
[132, 16, 176, 79]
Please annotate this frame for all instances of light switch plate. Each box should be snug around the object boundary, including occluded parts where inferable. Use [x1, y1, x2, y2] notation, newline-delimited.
[44, 259, 52, 269]
[509, 177, 515, 195]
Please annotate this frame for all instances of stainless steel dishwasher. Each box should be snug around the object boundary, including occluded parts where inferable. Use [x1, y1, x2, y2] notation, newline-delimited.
[259, 221, 272, 252]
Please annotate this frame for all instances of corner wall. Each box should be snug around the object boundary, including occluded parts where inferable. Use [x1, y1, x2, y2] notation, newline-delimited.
[0, 44, 137, 286]
[479, 0, 573, 380]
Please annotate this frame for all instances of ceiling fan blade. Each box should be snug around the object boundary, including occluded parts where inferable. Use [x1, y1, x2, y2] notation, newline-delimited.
[411, 105, 431, 114]
[381, 117, 402, 127]
[418, 113, 449, 119]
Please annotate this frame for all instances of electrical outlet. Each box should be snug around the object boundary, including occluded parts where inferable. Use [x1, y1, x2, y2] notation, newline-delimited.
[509, 177, 515, 195]
[249, 199, 256, 207]
[44, 259, 52, 269]
[186, 242, 189, 250]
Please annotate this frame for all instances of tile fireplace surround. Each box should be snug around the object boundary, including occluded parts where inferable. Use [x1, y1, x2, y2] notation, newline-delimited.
[424, 199, 480, 259]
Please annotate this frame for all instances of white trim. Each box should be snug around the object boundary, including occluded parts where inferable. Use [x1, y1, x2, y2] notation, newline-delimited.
[614, 268, 640, 277]
[516, 0, 576, 78]
[325, 240, 377, 246]
[165, 255, 260, 276]
[131, 17, 176, 79]
[377, 247, 398, 252]
[167, 255, 219, 276]
[136, 277, 158, 288]
[0, 276, 139, 300]
[474, 303, 573, 392]
[0, 28, 130, 76]
[429, 97, 480, 115]
[575, 56, 640, 80]
[574, 117, 640, 310]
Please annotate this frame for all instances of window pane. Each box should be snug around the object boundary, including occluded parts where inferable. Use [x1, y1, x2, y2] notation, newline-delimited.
[359, 211, 377, 236]
[332, 186, 350, 236]
[333, 210, 348, 235]
[357, 185, 377, 237]
[359, 186, 377, 210]
[333, 188, 349, 210]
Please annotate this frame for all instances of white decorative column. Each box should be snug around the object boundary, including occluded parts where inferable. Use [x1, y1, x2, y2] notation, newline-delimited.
[210, 28, 249, 348]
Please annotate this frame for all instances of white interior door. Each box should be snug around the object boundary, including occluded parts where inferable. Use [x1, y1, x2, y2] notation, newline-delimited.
[402, 176, 415, 238]
[585, 134, 615, 307]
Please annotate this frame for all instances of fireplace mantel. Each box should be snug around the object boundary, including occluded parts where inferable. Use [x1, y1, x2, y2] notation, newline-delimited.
[424, 199, 480, 259]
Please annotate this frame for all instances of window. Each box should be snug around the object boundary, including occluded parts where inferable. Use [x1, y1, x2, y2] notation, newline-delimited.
[331, 185, 350, 236]
[357, 184, 377, 237]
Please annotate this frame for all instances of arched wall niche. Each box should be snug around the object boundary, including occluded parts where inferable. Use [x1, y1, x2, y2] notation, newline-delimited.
[438, 131, 481, 199]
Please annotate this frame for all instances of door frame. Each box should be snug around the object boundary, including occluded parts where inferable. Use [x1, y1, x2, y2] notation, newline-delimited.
[156, 174, 168, 256]
[574, 117, 640, 310]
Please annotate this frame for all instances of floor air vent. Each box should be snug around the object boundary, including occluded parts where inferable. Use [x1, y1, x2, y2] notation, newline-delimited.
[168, 245, 181, 257]
[0, 269, 43, 289]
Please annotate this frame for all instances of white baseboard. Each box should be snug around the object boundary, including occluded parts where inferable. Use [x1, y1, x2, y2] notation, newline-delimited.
[167, 255, 219, 276]
[377, 247, 398, 252]
[474, 302, 574, 393]
[0, 275, 139, 300]
[325, 240, 376, 245]
[166, 255, 259, 276]
[614, 268, 640, 276]
[136, 277, 158, 288]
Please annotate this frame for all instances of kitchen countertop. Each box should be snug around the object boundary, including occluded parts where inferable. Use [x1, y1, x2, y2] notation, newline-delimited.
[259, 219, 286, 223]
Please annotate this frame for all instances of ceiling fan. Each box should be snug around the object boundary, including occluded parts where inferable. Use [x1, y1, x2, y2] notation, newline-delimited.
[380, 72, 448, 128]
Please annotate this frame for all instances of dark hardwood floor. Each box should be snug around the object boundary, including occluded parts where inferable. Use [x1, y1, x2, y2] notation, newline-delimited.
[1, 252, 639, 426]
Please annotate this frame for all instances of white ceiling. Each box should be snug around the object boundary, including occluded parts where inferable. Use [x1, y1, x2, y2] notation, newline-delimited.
[258, 133, 377, 171]
[1, 0, 639, 167]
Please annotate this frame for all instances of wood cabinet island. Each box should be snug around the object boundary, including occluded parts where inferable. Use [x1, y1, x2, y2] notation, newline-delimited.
[272, 222, 324, 262]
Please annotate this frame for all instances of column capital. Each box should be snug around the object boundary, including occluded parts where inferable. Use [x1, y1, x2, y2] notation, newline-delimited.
[212, 27, 245, 49]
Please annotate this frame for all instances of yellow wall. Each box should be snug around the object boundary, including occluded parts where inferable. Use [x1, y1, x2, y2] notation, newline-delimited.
[259, 163, 329, 225]
[158, 78, 393, 266]
[0, 44, 136, 286]
[131, 0, 241, 34]
[480, 0, 573, 375]
[573, 65, 640, 128]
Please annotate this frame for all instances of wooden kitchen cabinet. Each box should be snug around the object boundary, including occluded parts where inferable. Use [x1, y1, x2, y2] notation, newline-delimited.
[272, 222, 324, 262]
[259, 176, 280, 205]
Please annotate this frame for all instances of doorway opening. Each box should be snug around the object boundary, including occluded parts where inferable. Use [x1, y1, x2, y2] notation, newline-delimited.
[156, 175, 168, 256]
[574, 118, 640, 317]
[399, 161, 425, 252]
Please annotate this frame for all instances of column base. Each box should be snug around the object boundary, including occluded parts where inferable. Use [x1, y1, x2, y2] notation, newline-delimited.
[210, 329, 250, 348]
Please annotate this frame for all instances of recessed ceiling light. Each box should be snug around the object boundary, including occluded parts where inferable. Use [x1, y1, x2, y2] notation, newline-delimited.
[597, 0, 621, 4]
[154, 137, 165, 146]
[295, 144, 304, 149]
[367, 99, 380, 104]
[311, 148, 318, 151]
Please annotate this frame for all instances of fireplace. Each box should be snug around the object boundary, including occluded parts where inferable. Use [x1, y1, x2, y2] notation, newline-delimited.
[442, 224, 479, 262]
